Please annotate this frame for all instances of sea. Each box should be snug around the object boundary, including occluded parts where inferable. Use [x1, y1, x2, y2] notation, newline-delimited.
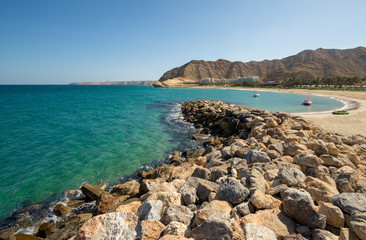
[0, 85, 344, 225]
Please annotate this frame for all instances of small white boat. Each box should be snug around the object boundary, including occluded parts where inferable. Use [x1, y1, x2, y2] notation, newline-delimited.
[253, 93, 260, 97]
[303, 97, 312, 105]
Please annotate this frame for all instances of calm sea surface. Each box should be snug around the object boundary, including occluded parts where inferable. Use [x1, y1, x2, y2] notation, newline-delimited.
[0, 85, 343, 219]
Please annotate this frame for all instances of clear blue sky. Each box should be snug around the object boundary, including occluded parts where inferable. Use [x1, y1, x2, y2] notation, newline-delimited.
[1, 0, 365, 84]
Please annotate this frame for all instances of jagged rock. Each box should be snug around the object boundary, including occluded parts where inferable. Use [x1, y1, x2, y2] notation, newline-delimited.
[37, 222, 58, 238]
[94, 192, 128, 215]
[141, 164, 175, 180]
[137, 200, 163, 221]
[46, 213, 92, 240]
[215, 177, 250, 205]
[320, 154, 343, 167]
[192, 167, 211, 180]
[169, 163, 198, 181]
[347, 152, 361, 165]
[179, 177, 219, 194]
[293, 153, 324, 167]
[278, 168, 306, 187]
[267, 184, 288, 195]
[138, 220, 165, 240]
[246, 150, 271, 163]
[192, 214, 233, 240]
[80, 183, 105, 201]
[231, 219, 245, 240]
[231, 201, 255, 217]
[197, 183, 216, 202]
[281, 188, 326, 229]
[318, 201, 345, 228]
[249, 190, 281, 209]
[304, 176, 339, 203]
[195, 200, 232, 226]
[350, 211, 366, 240]
[243, 223, 277, 240]
[146, 192, 182, 212]
[285, 142, 308, 156]
[332, 193, 366, 215]
[140, 179, 165, 194]
[243, 209, 296, 238]
[180, 187, 197, 205]
[53, 204, 70, 217]
[161, 204, 194, 226]
[112, 180, 140, 197]
[75, 212, 138, 240]
[312, 229, 338, 240]
[249, 169, 268, 193]
[163, 221, 189, 237]
[115, 200, 142, 214]
[211, 167, 228, 181]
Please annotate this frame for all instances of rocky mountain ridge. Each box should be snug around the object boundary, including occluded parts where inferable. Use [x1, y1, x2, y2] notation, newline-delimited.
[156, 47, 366, 87]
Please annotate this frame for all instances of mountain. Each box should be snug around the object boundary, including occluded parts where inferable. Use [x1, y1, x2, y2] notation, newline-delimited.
[69, 81, 155, 86]
[155, 47, 366, 87]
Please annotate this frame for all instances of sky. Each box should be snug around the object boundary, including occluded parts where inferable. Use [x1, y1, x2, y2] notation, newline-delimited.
[0, 0, 365, 84]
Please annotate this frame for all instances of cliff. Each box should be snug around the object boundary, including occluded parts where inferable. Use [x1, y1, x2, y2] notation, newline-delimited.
[156, 47, 366, 87]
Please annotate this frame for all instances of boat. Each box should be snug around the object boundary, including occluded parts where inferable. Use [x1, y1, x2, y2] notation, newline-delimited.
[303, 97, 312, 105]
[332, 110, 349, 115]
[253, 93, 260, 97]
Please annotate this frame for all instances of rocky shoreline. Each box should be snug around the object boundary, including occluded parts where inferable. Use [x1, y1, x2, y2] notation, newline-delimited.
[1, 100, 366, 240]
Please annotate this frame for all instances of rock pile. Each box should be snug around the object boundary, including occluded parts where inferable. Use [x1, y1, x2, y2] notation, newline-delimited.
[2, 100, 366, 240]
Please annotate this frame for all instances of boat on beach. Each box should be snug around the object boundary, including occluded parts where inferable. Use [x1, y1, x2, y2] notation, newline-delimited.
[253, 93, 260, 97]
[332, 110, 349, 115]
[303, 97, 312, 105]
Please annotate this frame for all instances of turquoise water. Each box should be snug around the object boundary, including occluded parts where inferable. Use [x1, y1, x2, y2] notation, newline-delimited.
[0, 85, 343, 219]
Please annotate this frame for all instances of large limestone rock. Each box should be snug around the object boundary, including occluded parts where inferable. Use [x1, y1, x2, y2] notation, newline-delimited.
[161, 204, 194, 226]
[243, 223, 277, 240]
[115, 200, 142, 215]
[195, 200, 232, 226]
[137, 200, 163, 221]
[146, 192, 182, 213]
[112, 180, 140, 197]
[94, 192, 128, 215]
[191, 215, 233, 240]
[243, 209, 296, 239]
[138, 220, 165, 240]
[163, 221, 189, 237]
[332, 193, 366, 215]
[318, 201, 345, 228]
[75, 212, 138, 240]
[215, 177, 250, 205]
[281, 188, 326, 229]
[304, 176, 339, 203]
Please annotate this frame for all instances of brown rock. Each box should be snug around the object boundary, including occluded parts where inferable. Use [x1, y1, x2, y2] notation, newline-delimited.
[37, 222, 58, 238]
[94, 192, 128, 215]
[53, 204, 70, 217]
[14, 234, 42, 240]
[304, 176, 339, 203]
[139, 220, 165, 240]
[195, 200, 232, 226]
[115, 200, 142, 214]
[80, 183, 104, 201]
[249, 190, 281, 209]
[146, 192, 182, 213]
[159, 235, 191, 240]
[318, 202, 345, 228]
[112, 180, 140, 197]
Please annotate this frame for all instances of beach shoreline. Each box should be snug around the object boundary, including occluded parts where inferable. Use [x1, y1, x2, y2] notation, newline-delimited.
[190, 86, 366, 137]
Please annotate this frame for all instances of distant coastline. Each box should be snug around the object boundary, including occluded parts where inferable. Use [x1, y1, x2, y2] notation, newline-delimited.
[69, 80, 155, 86]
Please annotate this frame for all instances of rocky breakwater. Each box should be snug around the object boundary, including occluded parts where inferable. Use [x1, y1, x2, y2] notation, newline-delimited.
[2, 100, 366, 240]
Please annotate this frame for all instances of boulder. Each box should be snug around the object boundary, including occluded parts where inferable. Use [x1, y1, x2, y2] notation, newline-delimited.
[215, 177, 250, 205]
[94, 192, 128, 215]
[246, 150, 271, 164]
[249, 190, 281, 209]
[318, 201, 345, 228]
[285, 142, 308, 156]
[281, 188, 326, 229]
[195, 200, 232, 226]
[141, 164, 175, 180]
[339, 227, 360, 240]
[332, 193, 366, 215]
[243, 209, 296, 239]
[75, 212, 138, 240]
[161, 204, 194, 226]
[278, 168, 306, 187]
[320, 154, 343, 167]
[231, 201, 255, 217]
[197, 183, 216, 202]
[53, 204, 69, 217]
[312, 229, 338, 240]
[180, 187, 197, 206]
[293, 153, 324, 167]
[163, 221, 189, 237]
[191, 167, 211, 180]
[37, 222, 58, 238]
[137, 200, 163, 221]
[249, 169, 269, 193]
[80, 183, 104, 201]
[179, 177, 219, 194]
[350, 211, 366, 240]
[304, 176, 339, 203]
[243, 223, 277, 240]
[112, 180, 140, 197]
[138, 220, 165, 240]
[191, 214, 233, 240]
[115, 200, 142, 215]
[146, 192, 182, 213]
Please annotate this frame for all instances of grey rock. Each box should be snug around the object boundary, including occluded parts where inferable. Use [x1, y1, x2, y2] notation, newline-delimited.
[295, 225, 311, 237]
[249, 169, 268, 193]
[267, 184, 288, 195]
[281, 188, 326, 229]
[137, 200, 163, 221]
[320, 154, 343, 167]
[191, 214, 233, 240]
[161, 204, 194, 226]
[350, 211, 366, 240]
[268, 143, 284, 155]
[246, 150, 271, 164]
[293, 153, 324, 167]
[179, 177, 219, 193]
[243, 223, 277, 240]
[312, 229, 338, 240]
[210, 168, 228, 182]
[197, 183, 216, 202]
[332, 193, 366, 215]
[215, 177, 250, 205]
[233, 202, 255, 217]
[192, 167, 211, 180]
[180, 187, 197, 205]
[278, 168, 306, 187]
